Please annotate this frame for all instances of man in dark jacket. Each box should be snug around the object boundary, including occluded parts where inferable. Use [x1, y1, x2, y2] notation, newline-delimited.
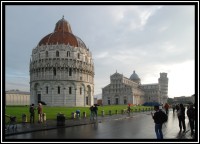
[29, 103, 35, 123]
[151, 105, 163, 139]
[187, 104, 195, 135]
[93, 105, 98, 119]
[178, 103, 186, 132]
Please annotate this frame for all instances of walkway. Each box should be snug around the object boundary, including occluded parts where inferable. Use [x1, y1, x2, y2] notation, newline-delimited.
[4, 110, 196, 140]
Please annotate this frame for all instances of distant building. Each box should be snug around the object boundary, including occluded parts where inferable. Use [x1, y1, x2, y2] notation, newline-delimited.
[102, 71, 168, 105]
[97, 99, 102, 106]
[6, 90, 30, 106]
[29, 16, 94, 106]
[173, 95, 194, 104]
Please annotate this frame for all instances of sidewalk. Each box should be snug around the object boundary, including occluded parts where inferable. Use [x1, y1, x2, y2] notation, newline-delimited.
[5, 111, 136, 136]
[4, 110, 196, 140]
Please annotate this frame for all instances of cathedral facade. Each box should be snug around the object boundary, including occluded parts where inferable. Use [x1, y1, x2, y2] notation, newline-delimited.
[30, 17, 94, 106]
[102, 71, 168, 105]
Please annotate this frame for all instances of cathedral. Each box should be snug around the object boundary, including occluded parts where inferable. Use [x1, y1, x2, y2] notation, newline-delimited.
[30, 17, 94, 106]
[102, 71, 168, 105]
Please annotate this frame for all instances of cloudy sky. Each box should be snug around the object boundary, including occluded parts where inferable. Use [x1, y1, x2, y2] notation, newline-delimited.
[4, 3, 196, 98]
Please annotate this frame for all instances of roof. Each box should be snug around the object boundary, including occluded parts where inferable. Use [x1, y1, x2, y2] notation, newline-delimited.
[38, 16, 87, 48]
[6, 90, 30, 95]
[130, 70, 140, 81]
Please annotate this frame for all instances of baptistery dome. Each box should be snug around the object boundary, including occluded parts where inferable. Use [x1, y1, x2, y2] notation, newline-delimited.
[38, 16, 86, 48]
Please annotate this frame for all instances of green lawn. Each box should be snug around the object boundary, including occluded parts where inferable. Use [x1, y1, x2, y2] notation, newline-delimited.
[5, 105, 153, 123]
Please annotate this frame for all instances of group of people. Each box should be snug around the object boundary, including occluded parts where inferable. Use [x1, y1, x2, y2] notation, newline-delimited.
[29, 102, 195, 139]
[29, 103, 43, 123]
[89, 104, 98, 120]
[151, 103, 195, 139]
[174, 103, 195, 135]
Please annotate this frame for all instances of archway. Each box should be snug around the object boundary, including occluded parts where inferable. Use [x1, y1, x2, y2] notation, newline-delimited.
[86, 85, 92, 106]
[33, 83, 41, 104]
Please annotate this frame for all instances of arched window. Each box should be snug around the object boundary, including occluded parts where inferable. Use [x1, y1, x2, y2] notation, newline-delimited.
[69, 68, 72, 76]
[46, 86, 48, 94]
[53, 67, 56, 76]
[56, 51, 59, 57]
[80, 87, 82, 95]
[58, 86, 60, 94]
[46, 51, 48, 58]
[69, 87, 72, 94]
[78, 53, 80, 59]
[108, 98, 110, 105]
[67, 51, 70, 57]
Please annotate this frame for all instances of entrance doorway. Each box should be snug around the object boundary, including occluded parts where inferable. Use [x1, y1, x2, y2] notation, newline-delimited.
[38, 94, 41, 102]
[115, 98, 119, 105]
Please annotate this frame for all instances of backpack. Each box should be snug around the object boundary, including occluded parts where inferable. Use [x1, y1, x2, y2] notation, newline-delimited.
[90, 106, 93, 111]
[29, 106, 34, 113]
[159, 110, 168, 123]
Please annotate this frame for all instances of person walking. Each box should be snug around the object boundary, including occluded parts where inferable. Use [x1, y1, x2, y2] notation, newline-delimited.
[93, 104, 98, 120]
[187, 104, 195, 135]
[89, 105, 94, 121]
[127, 105, 131, 115]
[37, 103, 43, 123]
[164, 103, 169, 115]
[151, 105, 163, 139]
[177, 103, 186, 132]
[29, 103, 35, 123]
[172, 104, 176, 114]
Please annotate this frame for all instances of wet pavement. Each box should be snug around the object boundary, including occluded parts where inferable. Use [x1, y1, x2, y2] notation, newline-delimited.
[3, 109, 197, 142]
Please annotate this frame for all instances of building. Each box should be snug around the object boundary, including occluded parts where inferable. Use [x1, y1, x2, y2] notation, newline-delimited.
[97, 99, 102, 106]
[6, 90, 30, 106]
[30, 16, 94, 106]
[173, 95, 194, 105]
[102, 71, 145, 105]
[141, 72, 168, 104]
[102, 71, 168, 105]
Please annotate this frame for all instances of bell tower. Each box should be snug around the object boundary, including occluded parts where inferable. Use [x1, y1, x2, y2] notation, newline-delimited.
[158, 72, 168, 104]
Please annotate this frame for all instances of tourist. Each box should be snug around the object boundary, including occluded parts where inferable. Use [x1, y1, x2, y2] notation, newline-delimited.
[151, 105, 163, 139]
[172, 104, 176, 114]
[177, 103, 186, 132]
[127, 105, 131, 115]
[29, 103, 35, 123]
[164, 103, 169, 115]
[93, 104, 98, 120]
[89, 105, 94, 121]
[38, 103, 43, 123]
[187, 104, 195, 135]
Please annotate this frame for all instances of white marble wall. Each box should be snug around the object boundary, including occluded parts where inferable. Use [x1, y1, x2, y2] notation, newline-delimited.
[30, 44, 94, 107]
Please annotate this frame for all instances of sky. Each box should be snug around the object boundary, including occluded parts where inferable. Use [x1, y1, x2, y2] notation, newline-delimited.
[3, 2, 197, 98]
